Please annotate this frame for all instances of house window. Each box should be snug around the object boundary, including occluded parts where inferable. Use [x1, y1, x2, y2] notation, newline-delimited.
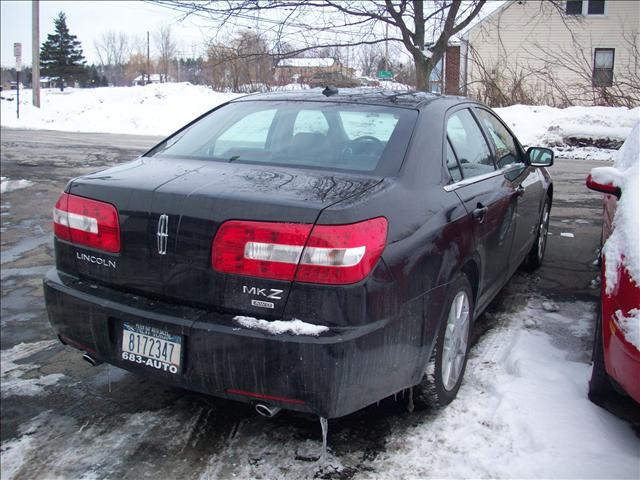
[593, 48, 614, 87]
[565, 0, 583, 14]
[565, 0, 606, 15]
[587, 0, 606, 15]
[429, 58, 443, 94]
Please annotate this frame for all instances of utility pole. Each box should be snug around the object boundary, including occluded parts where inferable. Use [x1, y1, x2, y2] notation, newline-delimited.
[146, 31, 150, 84]
[385, 23, 389, 71]
[32, 0, 40, 108]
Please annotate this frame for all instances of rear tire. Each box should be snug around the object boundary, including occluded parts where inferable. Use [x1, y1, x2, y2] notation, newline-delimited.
[588, 306, 616, 405]
[419, 274, 474, 408]
[525, 197, 550, 270]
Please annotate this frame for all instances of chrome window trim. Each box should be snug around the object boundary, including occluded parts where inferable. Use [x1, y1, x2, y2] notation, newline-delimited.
[443, 163, 525, 191]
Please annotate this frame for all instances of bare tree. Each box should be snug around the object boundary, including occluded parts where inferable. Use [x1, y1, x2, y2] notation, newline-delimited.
[205, 30, 273, 92]
[155, 24, 177, 82]
[94, 31, 131, 86]
[151, 0, 487, 91]
[359, 44, 384, 77]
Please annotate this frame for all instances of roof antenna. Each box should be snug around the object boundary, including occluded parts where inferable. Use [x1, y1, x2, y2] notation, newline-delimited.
[322, 85, 338, 97]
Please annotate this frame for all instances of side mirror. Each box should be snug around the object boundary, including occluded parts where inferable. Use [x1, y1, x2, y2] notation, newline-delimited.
[586, 174, 621, 199]
[527, 147, 554, 167]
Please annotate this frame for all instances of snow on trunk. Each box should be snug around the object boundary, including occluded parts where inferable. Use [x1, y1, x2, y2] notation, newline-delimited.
[590, 123, 640, 293]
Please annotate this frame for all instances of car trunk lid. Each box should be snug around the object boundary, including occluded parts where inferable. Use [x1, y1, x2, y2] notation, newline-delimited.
[66, 157, 381, 317]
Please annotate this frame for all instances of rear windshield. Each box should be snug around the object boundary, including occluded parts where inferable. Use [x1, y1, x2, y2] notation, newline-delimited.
[147, 100, 418, 175]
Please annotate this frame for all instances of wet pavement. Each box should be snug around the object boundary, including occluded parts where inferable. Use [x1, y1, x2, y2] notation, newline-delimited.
[0, 128, 634, 479]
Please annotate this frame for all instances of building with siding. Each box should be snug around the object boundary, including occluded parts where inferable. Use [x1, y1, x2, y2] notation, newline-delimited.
[274, 58, 355, 84]
[460, 0, 639, 106]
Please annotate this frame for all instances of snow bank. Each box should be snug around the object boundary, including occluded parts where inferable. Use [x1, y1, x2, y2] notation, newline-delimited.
[495, 104, 639, 160]
[2, 84, 637, 160]
[0, 177, 34, 194]
[0, 83, 241, 136]
[375, 80, 412, 91]
[233, 316, 329, 336]
[590, 123, 640, 294]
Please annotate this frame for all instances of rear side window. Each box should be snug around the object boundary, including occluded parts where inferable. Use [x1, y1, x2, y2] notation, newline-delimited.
[447, 109, 494, 178]
[148, 101, 418, 175]
[446, 141, 462, 182]
[293, 110, 329, 136]
[475, 109, 522, 168]
[214, 109, 277, 158]
[339, 111, 399, 141]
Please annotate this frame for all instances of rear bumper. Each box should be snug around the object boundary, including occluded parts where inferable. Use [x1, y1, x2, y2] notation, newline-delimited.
[44, 269, 435, 418]
[604, 321, 640, 404]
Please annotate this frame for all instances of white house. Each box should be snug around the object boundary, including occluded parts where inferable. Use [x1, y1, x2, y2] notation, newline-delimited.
[461, 0, 639, 106]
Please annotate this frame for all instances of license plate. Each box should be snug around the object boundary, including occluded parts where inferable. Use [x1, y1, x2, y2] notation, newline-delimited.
[121, 323, 182, 374]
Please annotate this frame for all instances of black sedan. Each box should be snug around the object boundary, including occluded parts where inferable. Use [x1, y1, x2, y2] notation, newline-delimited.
[44, 89, 553, 419]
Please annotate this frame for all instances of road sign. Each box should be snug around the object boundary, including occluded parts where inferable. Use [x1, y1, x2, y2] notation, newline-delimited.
[14, 42, 22, 119]
[14, 42, 22, 70]
[377, 70, 393, 79]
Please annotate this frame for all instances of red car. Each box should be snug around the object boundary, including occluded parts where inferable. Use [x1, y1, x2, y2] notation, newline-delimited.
[586, 171, 640, 406]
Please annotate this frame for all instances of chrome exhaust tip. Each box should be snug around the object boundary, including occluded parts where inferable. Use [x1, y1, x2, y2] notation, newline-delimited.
[255, 403, 281, 418]
[82, 352, 103, 367]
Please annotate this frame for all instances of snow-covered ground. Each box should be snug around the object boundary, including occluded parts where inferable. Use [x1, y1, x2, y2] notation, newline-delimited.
[0, 83, 240, 137]
[0, 177, 34, 194]
[0, 341, 65, 399]
[1, 297, 638, 479]
[366, 299, 639, 479]
[1, 83, 637, 160]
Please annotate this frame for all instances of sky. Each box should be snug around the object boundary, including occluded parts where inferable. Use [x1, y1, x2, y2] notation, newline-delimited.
[0, 0, 212, 67]
[1, 0, 505, 69]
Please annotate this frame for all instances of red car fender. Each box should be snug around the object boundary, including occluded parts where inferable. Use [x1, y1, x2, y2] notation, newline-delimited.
[601, 256, 640, 404]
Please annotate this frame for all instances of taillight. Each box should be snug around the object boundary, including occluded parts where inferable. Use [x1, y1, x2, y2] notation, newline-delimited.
[211, 220, 312, 281]
[297, 217, 387, 284]
[211, 217, 387, 285]
[53, 192, 121, 253]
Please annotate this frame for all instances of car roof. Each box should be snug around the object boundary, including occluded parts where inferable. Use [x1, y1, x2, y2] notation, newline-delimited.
[229, 88, 473, 110]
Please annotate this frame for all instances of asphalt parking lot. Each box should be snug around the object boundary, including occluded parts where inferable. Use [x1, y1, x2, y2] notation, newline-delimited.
[0, 128, 635, 478]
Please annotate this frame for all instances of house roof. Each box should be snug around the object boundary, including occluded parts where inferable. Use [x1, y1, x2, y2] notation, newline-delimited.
[276, 58, 336, 68]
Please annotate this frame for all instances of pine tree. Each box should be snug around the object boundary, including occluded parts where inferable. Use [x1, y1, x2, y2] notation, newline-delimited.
[40, 12, 86, 91]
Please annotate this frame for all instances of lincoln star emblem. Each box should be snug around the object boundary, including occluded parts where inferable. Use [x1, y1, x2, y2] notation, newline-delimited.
[157, 214, 169, 255]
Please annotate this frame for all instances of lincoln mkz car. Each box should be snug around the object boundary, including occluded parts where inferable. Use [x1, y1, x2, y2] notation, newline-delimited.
[44, 89, 554, 419]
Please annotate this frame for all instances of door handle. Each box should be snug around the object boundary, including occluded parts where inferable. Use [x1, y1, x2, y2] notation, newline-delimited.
[516, 184, 525, 197]
[472, 203, 489, 222]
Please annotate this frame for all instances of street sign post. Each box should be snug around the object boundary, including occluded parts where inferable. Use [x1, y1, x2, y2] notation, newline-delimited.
[377, 70, 393, 80]
[14, 42, 22, 119]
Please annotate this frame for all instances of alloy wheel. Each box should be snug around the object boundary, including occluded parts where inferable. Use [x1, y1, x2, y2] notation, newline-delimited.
[537, 203, 550, 260]
[441, 291, 471, 391]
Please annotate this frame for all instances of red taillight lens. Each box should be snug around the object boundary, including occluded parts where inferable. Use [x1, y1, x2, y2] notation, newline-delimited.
[53, 192, 121, 253]
[212, 220, 313, 281]
[211, 217, 387, 285]
[296, 217, 388, 285]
